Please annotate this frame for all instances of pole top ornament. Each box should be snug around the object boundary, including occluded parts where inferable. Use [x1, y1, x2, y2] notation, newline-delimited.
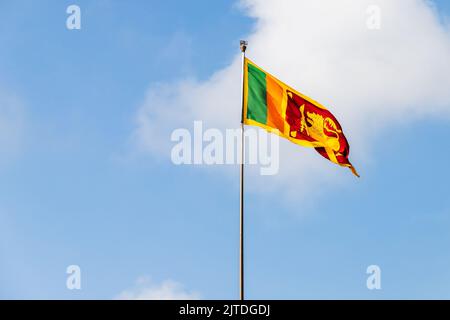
[240, 40, 248, 53]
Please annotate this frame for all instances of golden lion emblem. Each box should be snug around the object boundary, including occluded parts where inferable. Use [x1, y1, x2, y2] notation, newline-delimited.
[295, 104, 342, 152]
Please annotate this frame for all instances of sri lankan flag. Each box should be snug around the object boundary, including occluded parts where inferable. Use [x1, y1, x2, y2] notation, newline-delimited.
[243, 58, 359, 177]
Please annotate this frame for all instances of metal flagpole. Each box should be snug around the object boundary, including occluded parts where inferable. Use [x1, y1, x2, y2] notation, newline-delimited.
[239, 40, 247, 301]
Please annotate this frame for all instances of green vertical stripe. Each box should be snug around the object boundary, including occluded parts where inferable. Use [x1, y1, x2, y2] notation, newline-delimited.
[247, 63, 267, 124]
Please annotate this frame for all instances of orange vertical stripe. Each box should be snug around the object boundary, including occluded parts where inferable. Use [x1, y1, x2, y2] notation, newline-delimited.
[266, 75, 285, 132]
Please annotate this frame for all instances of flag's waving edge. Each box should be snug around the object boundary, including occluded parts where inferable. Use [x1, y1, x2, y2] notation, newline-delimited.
[243, 58, 359, 177]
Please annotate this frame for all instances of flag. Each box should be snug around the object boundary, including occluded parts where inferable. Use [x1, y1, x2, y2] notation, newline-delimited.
[243, 58, 359, 177]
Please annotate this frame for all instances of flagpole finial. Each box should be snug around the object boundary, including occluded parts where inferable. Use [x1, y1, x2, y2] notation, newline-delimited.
[240, 40, 248, 53]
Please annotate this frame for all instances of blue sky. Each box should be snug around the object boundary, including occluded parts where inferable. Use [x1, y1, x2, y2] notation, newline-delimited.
[0, 0, 450, 299]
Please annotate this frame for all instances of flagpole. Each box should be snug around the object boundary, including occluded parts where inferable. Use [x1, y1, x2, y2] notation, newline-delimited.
[239, 40, 247, 301]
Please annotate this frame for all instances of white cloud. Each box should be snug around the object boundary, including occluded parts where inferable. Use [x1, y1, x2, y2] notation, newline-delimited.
[116, 277, 200, 300]
[132, 0, 450, 200]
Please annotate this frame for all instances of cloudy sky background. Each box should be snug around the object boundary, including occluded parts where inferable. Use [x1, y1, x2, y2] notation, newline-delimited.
[1, 0, 450, 299]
